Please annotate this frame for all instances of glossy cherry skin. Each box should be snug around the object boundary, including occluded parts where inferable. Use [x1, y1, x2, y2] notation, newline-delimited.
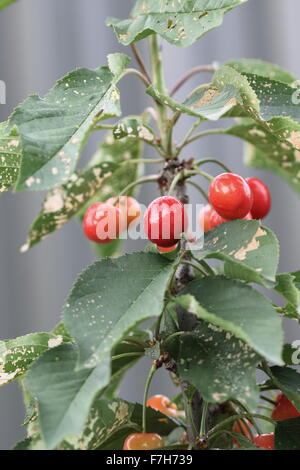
[209, 173, 253, 220]
[252, 434, 275, 450]
[210, 209, 252, 230]
[146, 394, 178, 418]
[156, 244, 178, 253]
[198, 204, 213, 232]
[271, 393, 300, 421]
[123, 433, 164, 450]
[82, 202, 125, 244]
[246, 177, 271, 220]
[144, 196, 188, 248]
[107, 196, 141, 228]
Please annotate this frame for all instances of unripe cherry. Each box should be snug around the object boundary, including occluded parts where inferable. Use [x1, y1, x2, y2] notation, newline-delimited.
[144, 196, 188, 248]
[82, 202, 125, 244]
[209, 173, 253, 220]
[146, 394, 178, 418]
[123, 433, 164, 450]
[246, 177, 271, 219]
[107, 196, 141, 228]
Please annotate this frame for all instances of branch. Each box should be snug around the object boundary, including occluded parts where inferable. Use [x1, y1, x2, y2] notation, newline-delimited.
[131, 44, 152, 84]
[170, 64, 217, 97]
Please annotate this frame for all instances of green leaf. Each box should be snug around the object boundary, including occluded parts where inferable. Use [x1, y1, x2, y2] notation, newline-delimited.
[147, 83, 240, 121]
[113, 116, 156, 144]
[177, 277, 283, 364]
[0, 332, 67, 386]
[226, 122, 300, 195]
[269, 366, 300, 412]
[167, 319, 260, 409]
[62, 398, 178, 450]
[106, 0, 248, 48]
[195, 220, 279, 285]
[64, 252, 175, 370]
[275, 416, 300, 450]
[275, 273, 300, 307]
[226, 59, 296, 85]
[20, 161, 118, 251]
[13, 435, 45, 451]
[9, 55, 128, 192]
[0, 0, 18, 10]
[282, 344, 300, 366]
[107, 52, 131, 79]
[25, 343, 110, 449]
[0, 122, 21, 193]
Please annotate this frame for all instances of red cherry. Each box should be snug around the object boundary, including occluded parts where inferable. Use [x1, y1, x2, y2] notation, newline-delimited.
[146, 394, 178, 418]
[82, 202, 125, 244]
[246, 177, 271, 219]
[252, 434, 274, 450]
[209, 173, 253, 220]
[210, 209, 252, 230]
[271, 393, 300, 421]
[144, 196, 188, 248]
[123, 433, 164, 450]
[156, 244, 178, 253]
[107, 196, 141, 228]
[198, 204, 213, 232]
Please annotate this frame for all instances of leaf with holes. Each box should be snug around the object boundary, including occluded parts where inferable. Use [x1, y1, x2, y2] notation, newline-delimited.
[147, 83, 240, 121]
[21, 160, 117, 251]
[8, 54, 130, 191]
[25, 343, 111, 449]
[275, 416, 300, 450]
[166, 319, 260, 409]
[0, 122, 21, 193]
[0, 332, 68, 386]
[61, 398, 178, 450]
[226, 122, 300, 195]
[177, 277, 283, 364]
[226, 59, 296, 85]
[63, 252, 175, 370]
[194, 220, 279, 285]
[113, 116, 156, 144]
[107, 0, 248, 48]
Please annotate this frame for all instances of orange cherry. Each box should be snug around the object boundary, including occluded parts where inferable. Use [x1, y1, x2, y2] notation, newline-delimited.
[123, 433, 164, 450]
[198, 204, 213, 232]
[156, 244, 178, 253]
[107, 196, 141, 228]
[146, 394, 178, 418]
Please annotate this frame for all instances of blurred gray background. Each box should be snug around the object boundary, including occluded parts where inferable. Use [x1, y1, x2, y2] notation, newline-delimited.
[1, 0, 300, 449]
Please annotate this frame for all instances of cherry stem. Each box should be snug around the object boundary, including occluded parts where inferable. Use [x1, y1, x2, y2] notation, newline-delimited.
[112, 352, 144, 362]
[117, 175, 158, 200]
[122, 68, 151, 88]
[186, 180, 209, 202]
[180, 260, 207, 277]
[184, 128, 227, 148]
[206, 413, 276, 443]
[200, 401, 209, 436]
[260, 395, 277, 406]
[194, 158, 232, 173]
[170, 64, 217, 97]
[131, 43, 152, 85]
[142, 363, 157, 433]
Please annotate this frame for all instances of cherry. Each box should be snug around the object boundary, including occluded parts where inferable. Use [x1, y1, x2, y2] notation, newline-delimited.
[252, 433, 274, 450]
[107, 196, 141, 228]
[209, 173, 253, 220]
[146, 394, 178, 418]
[144, 196, 188, 248]
[82, 202, 125, 244]
[198, 204, 213, 232]
[123, 433, 164, 450]
[210, 209, 252, 230]
[271, 393, 300, 421]
[156, 244, 178, 253]
[246, 177, 271, 220]
[232, 419, 253, 447]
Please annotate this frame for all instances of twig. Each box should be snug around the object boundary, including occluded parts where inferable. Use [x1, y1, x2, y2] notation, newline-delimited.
[170, 64, 217, 97]
[131, 43, 152, 84]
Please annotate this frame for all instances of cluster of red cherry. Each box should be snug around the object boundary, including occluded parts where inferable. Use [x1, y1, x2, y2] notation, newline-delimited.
[82, 173, 271, 249]
[123, 393, 300, 450]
